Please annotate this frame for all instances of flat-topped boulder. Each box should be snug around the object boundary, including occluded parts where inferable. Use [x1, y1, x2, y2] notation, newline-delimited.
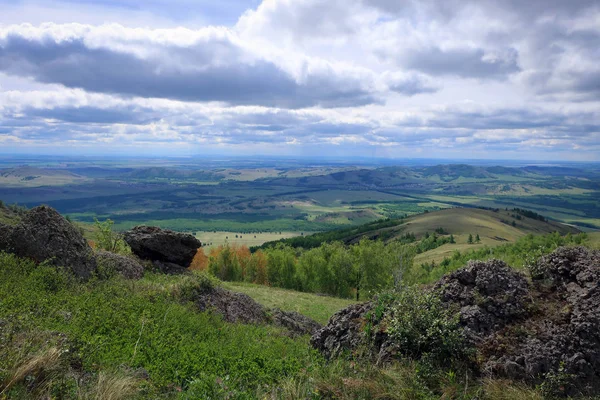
[1, 206, 97, 279]
[123, 226, 201, 272]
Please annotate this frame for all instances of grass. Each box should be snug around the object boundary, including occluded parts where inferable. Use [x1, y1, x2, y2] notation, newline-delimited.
[588, 232, 600, 249]
[0, 254, 323, 398]
[222, 281, 356, 325]
[195, 231, 306, 249]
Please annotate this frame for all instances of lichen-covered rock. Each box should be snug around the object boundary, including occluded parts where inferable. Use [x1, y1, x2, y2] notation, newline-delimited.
[435, 259, 531, 343]
[123, 226, 201, 272]
[4, 206, 97, 279]
[310, 302, 373, 359]
[271, 309, 322, 336]
[94, 250, 144, 279]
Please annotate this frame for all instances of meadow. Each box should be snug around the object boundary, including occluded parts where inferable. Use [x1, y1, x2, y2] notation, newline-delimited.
[195, 231, 305, 248]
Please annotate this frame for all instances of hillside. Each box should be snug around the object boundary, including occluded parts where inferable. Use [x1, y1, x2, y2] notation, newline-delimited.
[0, 167, 89, 187]
[1, 205, 598, 399]
[258, 207, 579, 247]
[256, 207, 582, 266]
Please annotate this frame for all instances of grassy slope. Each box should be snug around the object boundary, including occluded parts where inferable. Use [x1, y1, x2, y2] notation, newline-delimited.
[338, 207, 580, 265]
[0, 257, 321, 398]
[222, 281, 355, 324]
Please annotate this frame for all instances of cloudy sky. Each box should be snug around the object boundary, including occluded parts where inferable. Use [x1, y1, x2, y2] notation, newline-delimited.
[0, 0, 598, 160]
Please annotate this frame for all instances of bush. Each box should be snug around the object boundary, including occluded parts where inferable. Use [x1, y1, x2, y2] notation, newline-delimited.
[382, 287, 467, 367]
[94, 218, 131, 255]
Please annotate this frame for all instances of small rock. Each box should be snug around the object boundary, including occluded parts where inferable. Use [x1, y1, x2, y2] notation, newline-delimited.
[95, 250, 144, 279]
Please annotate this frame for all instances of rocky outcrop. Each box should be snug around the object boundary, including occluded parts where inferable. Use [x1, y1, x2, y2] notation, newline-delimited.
[311, 302, 373, 359]
[479, 246, 600, 395]
[435, 259, 531, 344]
[94, 250, 145, 280]
[0, 206, 96, 279]
[311, 247, 600, 396]
[123, 226, 201, 273]
[271, 309, 322, 336]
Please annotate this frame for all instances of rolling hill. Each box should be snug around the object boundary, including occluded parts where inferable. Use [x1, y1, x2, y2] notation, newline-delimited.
[0, 167, 89, 187]
[256, 207, 581, 264]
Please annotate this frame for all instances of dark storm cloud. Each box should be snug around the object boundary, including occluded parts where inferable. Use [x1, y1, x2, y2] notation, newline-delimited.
[0, 33, 381, 108]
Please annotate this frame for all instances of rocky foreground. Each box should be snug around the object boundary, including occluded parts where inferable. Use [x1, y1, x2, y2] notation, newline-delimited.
[311, 247, 600, 396]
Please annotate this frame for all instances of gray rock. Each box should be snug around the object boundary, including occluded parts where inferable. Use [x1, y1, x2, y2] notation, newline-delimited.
[435, 259, 531, 343]
[123, 226, 201, 272]
[4, 206, 97, 279]
[193, 286, 269, 324]
[271, 309, 322, 336]
[311, 302, 373, 359]
[94, 250, 144, 279]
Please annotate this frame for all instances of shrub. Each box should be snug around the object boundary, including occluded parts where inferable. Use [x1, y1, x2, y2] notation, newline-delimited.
[382, 287, 467, 367]
[94, 218, 131, 255]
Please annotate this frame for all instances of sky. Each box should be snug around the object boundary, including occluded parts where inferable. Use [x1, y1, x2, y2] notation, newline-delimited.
[0, 0, 598, 160]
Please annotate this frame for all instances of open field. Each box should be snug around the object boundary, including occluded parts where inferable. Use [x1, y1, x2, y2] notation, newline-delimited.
[196, 230, 306, 248]
[222, 281, 356, 324]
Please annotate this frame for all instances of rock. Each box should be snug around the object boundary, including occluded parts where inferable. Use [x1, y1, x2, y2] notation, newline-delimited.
[94, 250, 144, 279]
[193, 286, 269, 324]
[0, 222, 12, 251]
[311, 302, 373, 359]
[435, 259, 531, 343]
[183, 283, 322, 335]
[4, 206, 96, 279]
[271, 309, 322, 336]
[123, 226, 201, 271]
[152, 260, 189, 275]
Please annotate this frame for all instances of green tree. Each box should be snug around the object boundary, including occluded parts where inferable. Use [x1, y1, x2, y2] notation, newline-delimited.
[449, 234, 455, 244]
[468, 234, 473, 244]
[475, 234, 481, 243]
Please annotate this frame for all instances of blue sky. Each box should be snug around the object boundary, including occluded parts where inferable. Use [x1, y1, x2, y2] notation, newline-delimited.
[0, 0, 598, 160]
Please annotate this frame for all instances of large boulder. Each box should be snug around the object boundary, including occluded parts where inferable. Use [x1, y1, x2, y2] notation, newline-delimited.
[94, 250, 145, 280]
[2, 206, 97, 279]
[123, 226, 201, 272]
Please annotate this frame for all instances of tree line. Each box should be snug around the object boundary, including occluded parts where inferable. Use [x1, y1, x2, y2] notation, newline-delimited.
[192, 239, 416, 300]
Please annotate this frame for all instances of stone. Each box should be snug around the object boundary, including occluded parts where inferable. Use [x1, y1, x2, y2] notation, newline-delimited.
[94, 250, 144, 279]
[123, 225, 201, 271]
[5, 206, 96, 279]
